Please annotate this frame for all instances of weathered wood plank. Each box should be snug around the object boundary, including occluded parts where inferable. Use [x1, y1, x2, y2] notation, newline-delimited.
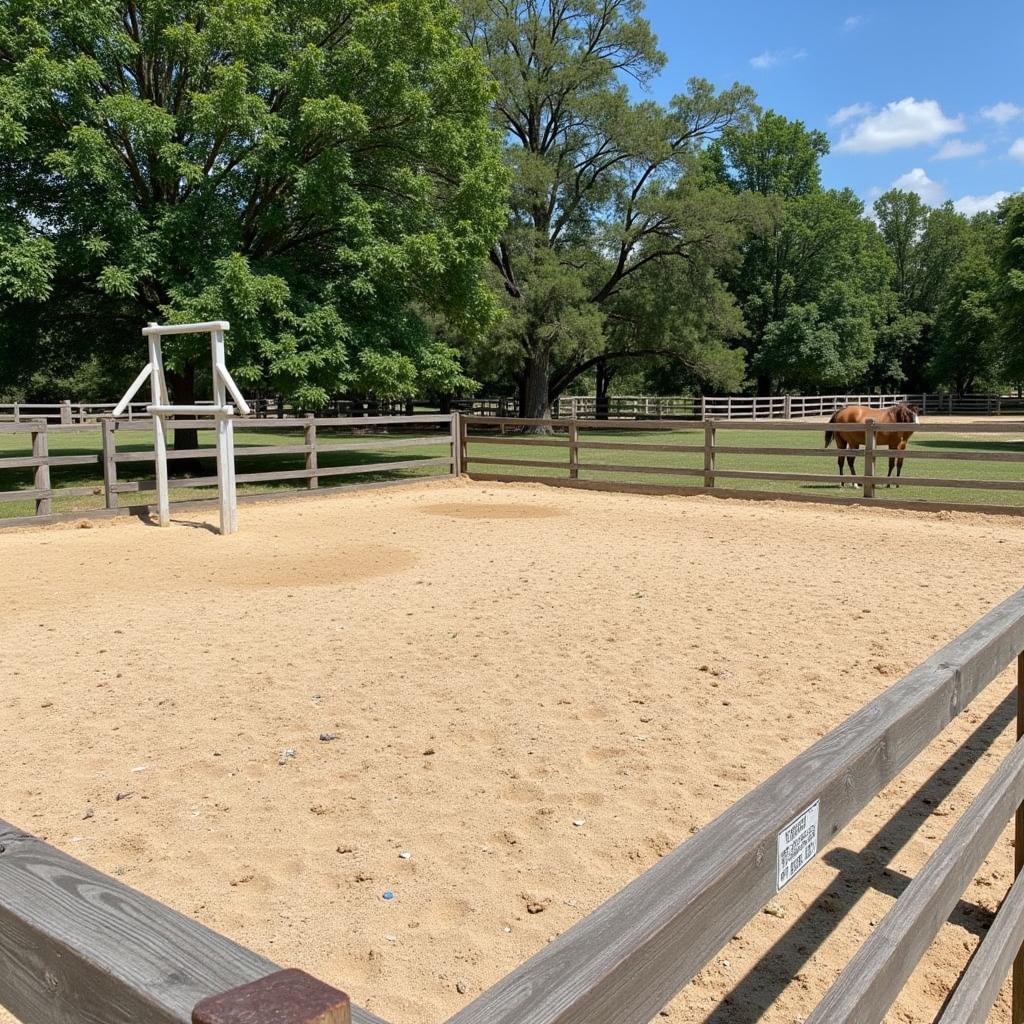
[313, 457, 452, 479]
[935, 871, 1024, 1024]
[806, 737, 1024, 1023]
[714, 445, 1024, 462]
[32, 426, 51, 516]
[233, 415, 451, 428]
[466, 457, 573, 471]
[446, 586, 1024, 1024]
[467, 436, 570, 449]
[315, 437, 443, 453]
[0, 420, 46, 433]
[0, 822, 388, 1024]
[0, 487, 48, 502]
[575, 441, 705, 454]
[0, 455, 98, 469]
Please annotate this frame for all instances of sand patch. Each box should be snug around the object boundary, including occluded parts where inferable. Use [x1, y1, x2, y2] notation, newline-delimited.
[420, 501, 563, 520]
[2, 480, 1023, 1024]
[231, 544, 417, 588]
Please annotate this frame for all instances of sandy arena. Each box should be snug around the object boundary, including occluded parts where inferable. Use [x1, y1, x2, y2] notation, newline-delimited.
[3, 479, 1024, 1023]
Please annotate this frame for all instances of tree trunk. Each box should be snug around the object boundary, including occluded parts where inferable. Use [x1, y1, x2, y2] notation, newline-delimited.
[164, 362, 203, 476]
[595, 357, 611, 420]
[522, 350, 553, 432]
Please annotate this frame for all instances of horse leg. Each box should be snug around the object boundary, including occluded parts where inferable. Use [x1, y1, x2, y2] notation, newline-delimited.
[887, 458, 895, 488]
[896, 453, 905, 486]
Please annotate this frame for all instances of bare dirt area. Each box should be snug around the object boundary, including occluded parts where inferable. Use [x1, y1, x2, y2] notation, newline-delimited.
[3, 479, 1023, 1023]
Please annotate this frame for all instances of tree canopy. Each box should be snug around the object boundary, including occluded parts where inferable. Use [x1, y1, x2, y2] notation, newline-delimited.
[2, 0, 1023, 408]
[0, 0, 507, 405]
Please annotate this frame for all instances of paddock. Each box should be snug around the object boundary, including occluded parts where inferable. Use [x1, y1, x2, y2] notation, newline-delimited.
[3, 480, 1024, 1023]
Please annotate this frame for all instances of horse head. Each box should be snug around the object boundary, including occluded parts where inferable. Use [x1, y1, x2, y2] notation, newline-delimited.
[895, 402, 920, 425]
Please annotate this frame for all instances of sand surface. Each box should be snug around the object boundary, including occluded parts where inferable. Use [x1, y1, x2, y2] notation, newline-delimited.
[3, 480, 1024, 1023]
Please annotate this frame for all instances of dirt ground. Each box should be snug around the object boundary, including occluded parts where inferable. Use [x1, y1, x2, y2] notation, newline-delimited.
[3, 479, 1023, 1024]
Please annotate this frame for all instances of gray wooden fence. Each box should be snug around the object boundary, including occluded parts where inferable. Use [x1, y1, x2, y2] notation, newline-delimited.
[461, 415, 1024, 516]
[0, 414, 458, 528]
[3, 589, 1024, 1023]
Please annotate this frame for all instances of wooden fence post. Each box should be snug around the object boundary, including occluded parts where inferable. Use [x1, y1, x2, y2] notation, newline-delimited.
[784, 395, 792, 419]
[450, 413, 461, 475]
[568, 421, 579, 479]
[101, 418, 118, 510]
[703, 419, 716, 489]
[304, 415, 318, 489]
[459, 412, 469, 473]
[32, 422, 51, 516]
[1015, 649, 1024, 1024]
[863, 420, 876, 498]
[60, 400, 72, 425]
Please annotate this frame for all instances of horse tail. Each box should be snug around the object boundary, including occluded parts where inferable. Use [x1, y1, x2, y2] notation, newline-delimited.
[824, 409, 839, 448]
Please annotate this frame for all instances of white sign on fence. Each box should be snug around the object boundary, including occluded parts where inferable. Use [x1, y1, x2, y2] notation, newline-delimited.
[776, 799, 820, 891]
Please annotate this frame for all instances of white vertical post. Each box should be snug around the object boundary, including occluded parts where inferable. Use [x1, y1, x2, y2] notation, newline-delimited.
[147, 327, 171, 527]
[211, 327, 237, 535]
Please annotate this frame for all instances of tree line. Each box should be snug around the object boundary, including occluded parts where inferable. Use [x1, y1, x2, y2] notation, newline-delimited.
[1, 0, 1022, 414]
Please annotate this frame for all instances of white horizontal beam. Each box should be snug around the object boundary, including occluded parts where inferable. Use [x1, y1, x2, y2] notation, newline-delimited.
[147, 405, 234, 416]
[142, 321, 230, 337]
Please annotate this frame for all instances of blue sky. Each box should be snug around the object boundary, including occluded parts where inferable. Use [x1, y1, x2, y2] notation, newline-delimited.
[641, 0, 1024, 214]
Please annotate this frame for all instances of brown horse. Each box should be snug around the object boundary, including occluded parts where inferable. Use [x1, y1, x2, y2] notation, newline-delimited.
[824, 402, 920, 486]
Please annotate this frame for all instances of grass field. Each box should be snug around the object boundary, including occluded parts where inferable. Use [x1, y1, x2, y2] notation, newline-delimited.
[3, 419, 1024, 520]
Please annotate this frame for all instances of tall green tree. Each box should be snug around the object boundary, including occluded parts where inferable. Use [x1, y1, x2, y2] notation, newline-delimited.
[711, 109, 827, 199]
[716, 112, 889, 391]
[461, 0, 756, 418]
[0, 0, 507, 413]
[872, 192, 971, 390]
[930, 215, 1001, 395]
[998, 194, 1024, 389]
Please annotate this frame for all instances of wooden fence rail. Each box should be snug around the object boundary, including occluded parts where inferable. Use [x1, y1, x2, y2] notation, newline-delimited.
[4, 591, 1024, 1024]
[0, 820, 383, 1024]
[0, 415, 458, 528]
[462, 416, 1024, 517]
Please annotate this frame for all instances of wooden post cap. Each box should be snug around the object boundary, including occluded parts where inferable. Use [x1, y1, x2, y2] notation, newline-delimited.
[192, 969, 351, 1024]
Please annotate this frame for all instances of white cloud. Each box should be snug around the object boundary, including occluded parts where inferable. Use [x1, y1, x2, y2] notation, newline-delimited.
[1010, 138, 1024, 161]
[954, 191, 1013, 216]
[828, 102, 872, 127]
[933, 139, 986, 160]
[891, 168, 947, 205]
[981, 102, 1023, 125]
[750, 48, 808, 70]
[836, 98, 965, 153]
[842, 15, 865, 31]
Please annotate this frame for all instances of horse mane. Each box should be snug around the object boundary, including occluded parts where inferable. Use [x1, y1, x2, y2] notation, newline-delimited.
[886, 402, 917, 424]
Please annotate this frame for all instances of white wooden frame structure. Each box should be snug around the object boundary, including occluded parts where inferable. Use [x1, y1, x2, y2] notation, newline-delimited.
[113, 321, 249, 534]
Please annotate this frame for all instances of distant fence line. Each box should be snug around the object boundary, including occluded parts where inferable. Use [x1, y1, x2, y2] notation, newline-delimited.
[1, 391, 1014, 425]
[6, 412, 1024, 527]
[0, 414, 458, 529]
[461, 415, 1024, 518]
[2, 587, 1024, 1024]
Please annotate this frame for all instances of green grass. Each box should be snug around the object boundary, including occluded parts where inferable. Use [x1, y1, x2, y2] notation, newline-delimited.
[464, 424, 1024, 510]
[4, 421, 1024, 520]
[0, 423, 453, 519]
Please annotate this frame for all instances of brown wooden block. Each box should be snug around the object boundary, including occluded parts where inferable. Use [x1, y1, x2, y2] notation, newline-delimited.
[193, 969, 350, 1024]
